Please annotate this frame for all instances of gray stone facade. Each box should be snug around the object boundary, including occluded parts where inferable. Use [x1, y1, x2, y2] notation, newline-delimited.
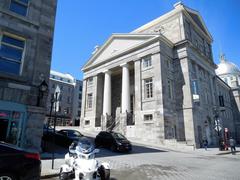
[0, 0, 57, 152]
[81, 3, 239, 148]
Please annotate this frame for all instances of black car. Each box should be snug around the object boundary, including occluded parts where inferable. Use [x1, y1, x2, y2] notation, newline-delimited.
[43, 128, 83, 147]
[55, 129, 83, 146]
[0, 142, 41, 180]
[95, 131, 132, 152]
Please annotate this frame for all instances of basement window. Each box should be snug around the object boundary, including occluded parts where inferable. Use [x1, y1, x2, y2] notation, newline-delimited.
[144, 114, 153, 121]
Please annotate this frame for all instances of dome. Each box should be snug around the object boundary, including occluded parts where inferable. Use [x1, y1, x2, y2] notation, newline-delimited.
[215, 55, 240, 76]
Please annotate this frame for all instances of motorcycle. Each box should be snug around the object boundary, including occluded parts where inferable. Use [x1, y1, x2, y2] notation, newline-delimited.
[59, 137, 110, 180]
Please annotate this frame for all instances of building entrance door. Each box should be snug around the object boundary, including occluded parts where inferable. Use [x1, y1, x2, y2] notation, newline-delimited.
[0, 119, 8, 141]
[0, 111, 11, 142]
[0, 110, 24, 146]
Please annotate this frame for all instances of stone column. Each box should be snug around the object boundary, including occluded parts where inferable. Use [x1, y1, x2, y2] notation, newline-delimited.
[80, 79, 87, 128]
[103, 70, 112, 116]
[121, 63, 130, 113]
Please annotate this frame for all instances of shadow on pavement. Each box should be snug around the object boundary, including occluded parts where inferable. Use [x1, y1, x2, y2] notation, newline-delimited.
[41, 136, 167, 160]
[216, 150, 240, 155]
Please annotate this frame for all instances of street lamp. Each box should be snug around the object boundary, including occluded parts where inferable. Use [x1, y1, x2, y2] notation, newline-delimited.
[37, 80, 48, 106]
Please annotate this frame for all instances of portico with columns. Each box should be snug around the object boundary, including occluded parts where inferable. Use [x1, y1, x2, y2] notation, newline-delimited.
[80, 33, 171, 143]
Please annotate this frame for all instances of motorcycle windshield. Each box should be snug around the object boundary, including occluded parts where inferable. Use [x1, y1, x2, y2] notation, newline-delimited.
[75, 137, 94, 154]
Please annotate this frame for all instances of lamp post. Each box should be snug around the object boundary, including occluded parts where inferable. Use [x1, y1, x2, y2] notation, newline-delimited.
[37, 80, 48, 106]
[51, 85, 60, 169]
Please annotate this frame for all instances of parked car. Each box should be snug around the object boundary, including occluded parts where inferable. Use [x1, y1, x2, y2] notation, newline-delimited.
[0, 142, 41, 180]
[42, 128, 84, 147]
[55, 129, 84, 146]
[95, 131, 132, 152]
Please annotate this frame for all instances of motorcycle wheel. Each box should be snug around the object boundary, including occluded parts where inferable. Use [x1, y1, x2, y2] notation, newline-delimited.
[59, 169, 69, 180]
[98, 165, 110, 180]
[0, 173, 17, 180]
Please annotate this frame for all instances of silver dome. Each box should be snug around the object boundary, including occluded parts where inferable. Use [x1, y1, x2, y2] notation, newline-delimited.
[215, 55, 240, 76]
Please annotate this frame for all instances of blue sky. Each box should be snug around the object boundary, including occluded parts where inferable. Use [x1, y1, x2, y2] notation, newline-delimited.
[51, 0, 240, 80]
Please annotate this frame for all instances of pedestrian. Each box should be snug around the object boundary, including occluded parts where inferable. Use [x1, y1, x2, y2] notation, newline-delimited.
[203, 139, 208, 151]
[229, 137, 236, 154]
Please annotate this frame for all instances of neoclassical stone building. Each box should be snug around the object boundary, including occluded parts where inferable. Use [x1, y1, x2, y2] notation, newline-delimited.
[81, 2, 238, 148]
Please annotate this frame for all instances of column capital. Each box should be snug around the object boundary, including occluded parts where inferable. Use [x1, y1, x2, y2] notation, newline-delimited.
[103, 69, 112, 74]
[120, 62, 129, 68]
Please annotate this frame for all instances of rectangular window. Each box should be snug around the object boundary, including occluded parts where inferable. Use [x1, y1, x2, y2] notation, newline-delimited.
[67, 96, 71, 104]
[144, 114, 153, 121]
[144, 78, 153, 98]
[9, 0, 29, 16]
[219, 95, 225, 107]
[167, 79, 173, 99]
[87, 93, 93, 109]
[192, 80, 199, 95]
[79, 94, 81, 100]
[142, 56, 152, 68]
[0, 34, 25, 75]
[85, 120, 90, 125]
[77, 111, 81, 116]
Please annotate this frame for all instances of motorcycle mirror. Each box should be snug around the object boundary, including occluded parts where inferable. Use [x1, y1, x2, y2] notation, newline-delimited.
[94, 149, 100, 153]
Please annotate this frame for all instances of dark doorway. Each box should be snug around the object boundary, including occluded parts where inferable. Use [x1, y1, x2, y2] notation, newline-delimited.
[0, 119, 8, 141]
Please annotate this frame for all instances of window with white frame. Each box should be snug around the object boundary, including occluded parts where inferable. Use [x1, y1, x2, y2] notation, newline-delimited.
[167, 79, 173, 99]
[87, 93, 93, 109]
[9, 0, 29, 16]
[144, 78, 153, 98]
[0, 33, 25, 75]
[142, 55, 152, 69]
[144, 114, 153, 121]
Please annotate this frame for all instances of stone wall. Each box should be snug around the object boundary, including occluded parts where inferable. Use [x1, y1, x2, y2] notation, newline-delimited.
[0, 0, 57, 151]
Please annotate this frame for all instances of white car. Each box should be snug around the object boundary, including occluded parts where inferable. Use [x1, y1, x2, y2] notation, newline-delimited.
[59, 137, 110, 180]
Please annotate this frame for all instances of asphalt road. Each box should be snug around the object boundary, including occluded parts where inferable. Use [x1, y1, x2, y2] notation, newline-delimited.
[41, 145, 240, 180]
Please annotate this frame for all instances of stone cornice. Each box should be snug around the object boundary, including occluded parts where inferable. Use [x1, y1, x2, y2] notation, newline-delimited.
[82, 34, 173, 72]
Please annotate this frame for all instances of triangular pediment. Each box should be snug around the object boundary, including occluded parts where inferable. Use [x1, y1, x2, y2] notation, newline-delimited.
[184, 7, 212, 40]
[83, 34, 158, 70]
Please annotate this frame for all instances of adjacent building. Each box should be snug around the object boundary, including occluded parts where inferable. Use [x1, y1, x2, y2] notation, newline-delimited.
[45, 70, 82, 126]
[0, 0, 57, 151]
[80, 2, 239, 148]
[216, 55, 240, 143]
